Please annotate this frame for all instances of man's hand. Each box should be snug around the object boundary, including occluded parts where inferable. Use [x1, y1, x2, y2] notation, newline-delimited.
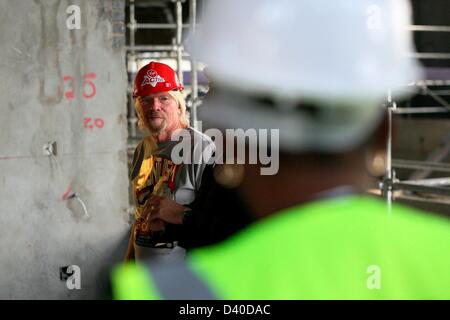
[142, 200, 166, 232]
[147, 195, 186, 225]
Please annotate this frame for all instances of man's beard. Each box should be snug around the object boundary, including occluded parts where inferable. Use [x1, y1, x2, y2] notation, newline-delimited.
[146, 117, 166, 134]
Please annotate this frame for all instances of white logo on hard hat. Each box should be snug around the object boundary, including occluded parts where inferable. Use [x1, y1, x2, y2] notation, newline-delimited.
[142, 69, 165, 88]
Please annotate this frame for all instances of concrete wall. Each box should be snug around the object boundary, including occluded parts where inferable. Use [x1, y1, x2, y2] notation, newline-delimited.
[0, 0, 128, 299]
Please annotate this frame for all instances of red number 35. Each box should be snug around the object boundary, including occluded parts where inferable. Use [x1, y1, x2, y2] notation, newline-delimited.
[63, 73, 97, 100]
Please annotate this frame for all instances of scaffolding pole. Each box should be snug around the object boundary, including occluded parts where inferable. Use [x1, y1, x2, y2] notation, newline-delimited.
[175, 0, 184, 84]
[383, 90, 396, 212]
[406, 25, 450, 32]
[129, 23, 190, 29]
[189, 0, 198, 129]
[126, 45, 180, 51]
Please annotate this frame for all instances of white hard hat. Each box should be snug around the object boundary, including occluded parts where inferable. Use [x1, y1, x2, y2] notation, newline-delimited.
[190, 0, 423, 152]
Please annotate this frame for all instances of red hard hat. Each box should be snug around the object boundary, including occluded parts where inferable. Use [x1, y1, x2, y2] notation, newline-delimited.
[133, 61, 184, 97]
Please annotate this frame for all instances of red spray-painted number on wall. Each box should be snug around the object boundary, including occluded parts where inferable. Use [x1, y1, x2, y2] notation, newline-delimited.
[63, 76, 75, 100]
[63, 73, 97, 100]
[82, 73, 97, 99]
[84, 117, 104, 130]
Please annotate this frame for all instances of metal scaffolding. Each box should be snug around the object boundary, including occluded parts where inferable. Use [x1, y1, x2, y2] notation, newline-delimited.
[382, 24, 450, 208]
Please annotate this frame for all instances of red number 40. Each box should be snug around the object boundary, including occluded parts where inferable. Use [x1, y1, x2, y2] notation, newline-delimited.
[84, 117, 104, 130]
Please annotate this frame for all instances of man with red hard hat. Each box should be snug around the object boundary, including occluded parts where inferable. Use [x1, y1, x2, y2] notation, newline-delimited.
[125, 61, 215, 263]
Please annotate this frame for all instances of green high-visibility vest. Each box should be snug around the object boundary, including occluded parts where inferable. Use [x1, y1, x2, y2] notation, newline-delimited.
[112, 196, 450, 299]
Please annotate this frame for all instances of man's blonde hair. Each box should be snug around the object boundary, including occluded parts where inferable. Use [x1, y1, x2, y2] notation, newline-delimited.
[134, 90, 190, 132]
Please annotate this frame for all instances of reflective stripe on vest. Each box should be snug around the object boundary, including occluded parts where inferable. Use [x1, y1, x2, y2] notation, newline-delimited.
[112, 260, 216, 300]
[148, 260, 216, 299]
